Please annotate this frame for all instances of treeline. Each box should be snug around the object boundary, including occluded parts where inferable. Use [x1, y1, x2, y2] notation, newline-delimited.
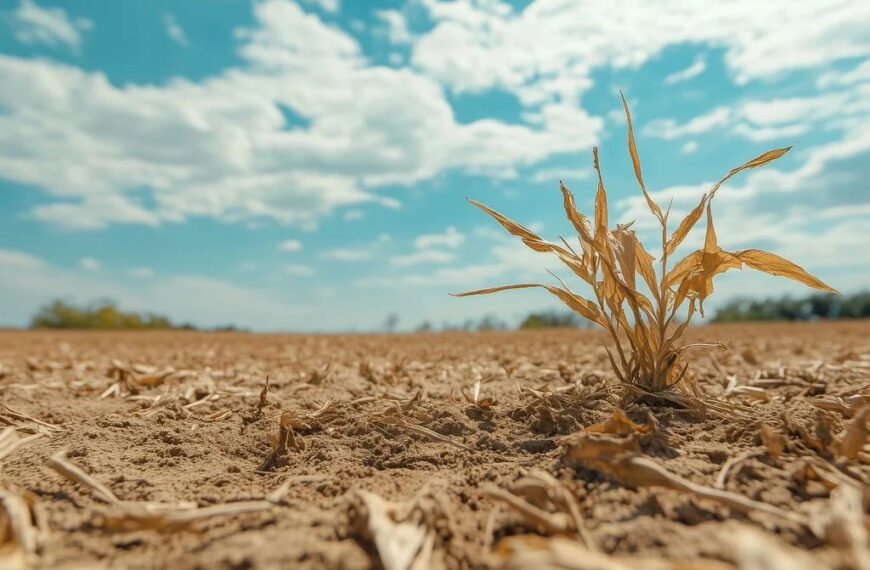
[30, 299, 241, 331]
[712, 292, 869, 322]
[415, 310, 591, 332]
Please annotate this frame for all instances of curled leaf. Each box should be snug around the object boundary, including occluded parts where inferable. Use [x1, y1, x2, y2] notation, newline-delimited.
[736, 249, 837, 293]
[592, 148, 609, 246]
[468, 199, 571, 257]
[452, 283, 603, 326]
[620, 90, 663, 223]
[559, 182, 595, 247]
[666, 193, 707, 256]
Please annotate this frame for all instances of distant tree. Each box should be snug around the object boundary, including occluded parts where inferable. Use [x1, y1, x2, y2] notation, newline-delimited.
[415, 320, 433, 332]
[476, 315, 507, 331]
[712, 292, 869, 322]
[519, 310, 586, 329]
[30, 299, 180, 330]
[382, 312, 400, 332]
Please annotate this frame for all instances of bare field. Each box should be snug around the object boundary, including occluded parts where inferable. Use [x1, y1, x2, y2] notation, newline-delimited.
[1, 321, 868, 569]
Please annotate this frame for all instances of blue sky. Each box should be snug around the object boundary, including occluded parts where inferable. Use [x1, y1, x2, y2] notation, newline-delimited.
[0, 0, 867, 331]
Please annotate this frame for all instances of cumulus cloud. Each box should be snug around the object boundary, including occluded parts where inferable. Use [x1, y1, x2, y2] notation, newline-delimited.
[664, 55, 706, 84]
[11, 0, 92, 52]
[817, 60, 870, 88]
[376, 9, 414, 44]
[278, 239, 302, 251]
[412, 0, 870, 99]
[0, 0, 601, 231]
[301, 0, 339, 13]
[163, 12, 188, 46]
[414, 226, 465, 249]
[390, 249, 454, 266]
[0, 248, 45, 270]
[643, 87, 869, 143]
[78, 256, 99, 270]
[531, 167, 589, 184]
[320, 247, 372, 261]
[680, 141, 698, 154]
[643, 107, 731, 140]
[285, 263, 315, 276]
[360, 239, 552, 289]
[127, 266, 154, 279]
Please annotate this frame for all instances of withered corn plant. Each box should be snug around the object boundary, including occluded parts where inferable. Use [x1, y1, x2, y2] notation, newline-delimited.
[454, 93, 836, 408]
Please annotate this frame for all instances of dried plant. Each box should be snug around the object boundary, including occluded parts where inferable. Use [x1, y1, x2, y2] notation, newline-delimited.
[454, 93, 836, 406]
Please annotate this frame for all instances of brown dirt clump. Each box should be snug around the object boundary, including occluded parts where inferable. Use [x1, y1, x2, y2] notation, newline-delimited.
[0, 320, 867, 569]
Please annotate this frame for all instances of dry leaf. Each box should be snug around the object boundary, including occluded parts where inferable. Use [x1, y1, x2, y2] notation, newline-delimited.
[493, 535, 732, 570]
[729, 526, 815, 570]
[561, 433, 814, 533]
[355, 491, 430, 570]
[759, 424, 784, 458]
[837, 407, 869, 460]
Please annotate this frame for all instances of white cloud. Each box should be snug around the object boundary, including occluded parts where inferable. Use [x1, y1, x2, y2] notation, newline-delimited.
[127, 266, 154, 279]
[78, 256, 99, 270]
[680, 140, 698, 154]
[301, 0, 339, 13]
[343, 209, 364, 220]
[414, 226, 465, 249]
[0, 248, 45, 270]
[390, 249, 454, 266]
[739, 93, 859, 125]
[531, 167, 589, 184]
[644, 88, 869, 143]
[0, 0, 601, 231]
[413, 0, 870, 99]
[163, 12, 188, 46]
[285, 263, 315, 276]
[385, 226, 468, 267]
[321, 247, 372, 261]
[278, 239, 302, 251]
[376, 9, 414, 44]
[11, 0, 92, 52]
[359, 238, 554, 290]
[664, 55, 706, 85]
[817, 202, 870, 220]
[817, 60, 870, 88]
[31, 195, 160, 230]
[730, 123, 807, 142]
[643, 107, 731, 140]
[388, 52, 404, 66]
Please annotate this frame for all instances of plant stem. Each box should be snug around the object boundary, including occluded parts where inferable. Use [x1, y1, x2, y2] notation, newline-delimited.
[655, 217, 670, 389]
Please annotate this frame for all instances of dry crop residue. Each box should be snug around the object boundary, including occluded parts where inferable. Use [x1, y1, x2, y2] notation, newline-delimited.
[0, 321, 867, 569]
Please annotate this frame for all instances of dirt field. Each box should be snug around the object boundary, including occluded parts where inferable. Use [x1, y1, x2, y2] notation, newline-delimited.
[1, 321, 868, 569]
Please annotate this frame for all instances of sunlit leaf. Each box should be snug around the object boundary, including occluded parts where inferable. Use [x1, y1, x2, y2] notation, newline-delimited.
[452, 283, 604, 326]
[615, 226, 637, 290]
[620, 90, 663, 223]
[736, 249, 837, 293]
[559, 182, 594, 246]
[467, 199, 571, 257]
[709, 147, 792, 200]
[634, 237, 659, 296]
[666, 193, 707, 256]
[592, 148, 608, 246]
